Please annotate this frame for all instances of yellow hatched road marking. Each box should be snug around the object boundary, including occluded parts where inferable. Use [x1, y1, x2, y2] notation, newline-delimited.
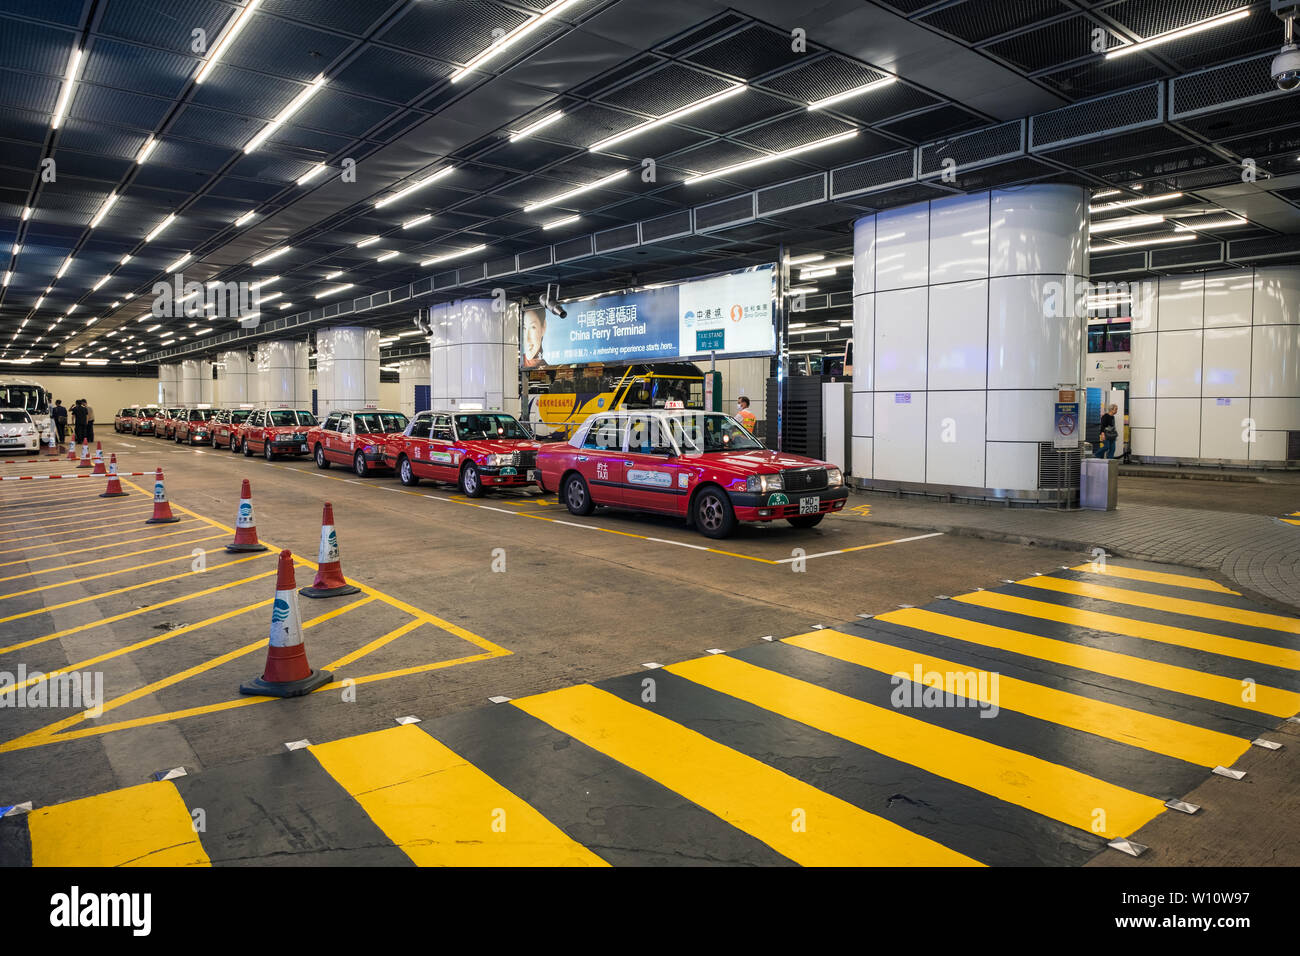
[879, 607, 1300, 718]
[1021, 576, 1300, 635]
[309, 724, 607, 867]
[0, 547, 228, 602]
[782, 629, 1250, 769]
[0, 509, 155, 539]
[1284, 517, 1300, 526]
[1070, 563, 1238, 595]
[0, 520, 175, 555]
[516, 682, 981, 866]
[961, 590, 1300, 671]
[668, 653, 1167, 838]
[0, 532, 227, 585]
[0, 551, 273, 626]
[28, 781, 209, 867]
[0, 498, 138, 522]
[0, 525, 198, 569]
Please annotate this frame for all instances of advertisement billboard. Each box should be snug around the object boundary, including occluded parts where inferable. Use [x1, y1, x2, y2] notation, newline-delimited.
[522, 265, 774, 368]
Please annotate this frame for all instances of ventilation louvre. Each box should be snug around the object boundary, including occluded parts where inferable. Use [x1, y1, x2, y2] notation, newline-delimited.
[1170, 52, 1286, 120]
[486, 255, 516, 279]
[1030, 83, 1162, 152]
[830, 149, 915, 199]
[756, 174, 826, 217]
[517, 246, 552, 271]
[594, 223, 639, 253]
[695, 193, 756, 232]
[554, 234, 593, 263]
[1150, 241, 1223, 269]
[920, 121, 1024, 179]
[640, 210, 692, 243]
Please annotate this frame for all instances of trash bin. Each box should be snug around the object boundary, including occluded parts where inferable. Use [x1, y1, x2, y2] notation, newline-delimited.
[1080, 457, 1118, 511]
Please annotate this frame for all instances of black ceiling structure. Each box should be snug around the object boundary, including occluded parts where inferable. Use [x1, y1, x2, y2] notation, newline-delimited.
[1, 0, 1298, 373]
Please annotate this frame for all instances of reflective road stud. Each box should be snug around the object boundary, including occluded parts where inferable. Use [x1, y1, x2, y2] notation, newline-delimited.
[99, 455, 128, 498]
[225, 479, 268, 553]
[299, 501, 360, 598]
[145, 468, 181, 524]
[90, 442, 106, 475]
[240, 550, 333, 697]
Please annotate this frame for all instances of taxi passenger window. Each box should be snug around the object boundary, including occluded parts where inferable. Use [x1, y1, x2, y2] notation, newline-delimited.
[583, 416, 625, 450]
[409, 418, 431, 439]
[323, 414, 339, 431]
[432, 415, 452, 441]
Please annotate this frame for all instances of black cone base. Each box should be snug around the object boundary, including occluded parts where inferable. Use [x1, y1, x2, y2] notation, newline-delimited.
[299, 584, 361, 599]
[239, 668, 333, 698]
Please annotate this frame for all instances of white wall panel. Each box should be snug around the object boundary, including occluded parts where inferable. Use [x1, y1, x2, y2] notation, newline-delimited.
[988, 275, 1076, 389]
[1204, 274, 1253, 329]
[1129, 332, 1157, 398]
[874, 287, 928, 391]
[1128, 279, 1159, 333]
[1200, 398, 1250, 459]
[874, 204, 929, 292]
[986, 389, 1054, 441]
[1251, 325, 1300, 397]
[852, 390, 873, 439]
[928, 280, 987, 390]
[850, 436, 872, 479]
[1254, 266, 1300, 325]
[926, 391, 984, 487]
[851, 294, 874, 392]
[985, 441, 1038, 491]
[1157, 276, 1203, 331]
[852, 216, 876, 295]
[989, 184, 1086, 278]
[928, 193, 989, 285]
[1155, 330, 1202, 398]
[872, 391, 926, 482]
[1201, 327, 1251, 397]
[1250, 396, 1300, 430]
[1130, 427, 1155, 456]
[1249, 430, 1288, 461]
[1128, 396, 1156, 429]
[1154, 398, 1200, 458]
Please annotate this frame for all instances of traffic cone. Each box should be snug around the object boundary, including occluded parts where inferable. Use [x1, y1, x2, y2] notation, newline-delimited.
[67, 442, 77, 460]
[240, 550, 332, 697]
[145, 467, 181, 524]
[76, 441, 92, 468]
[90, 442, 106, 475]
[99, 454, 128, 498]
[225, 479, 268, 553]
[299, 502, 360, 598]
[45, 430, 58, 457]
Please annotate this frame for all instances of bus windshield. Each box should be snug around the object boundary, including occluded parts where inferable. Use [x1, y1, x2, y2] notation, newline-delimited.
[666, 413, 764, 453]
[454, 414, 531, 440]
[0, 385, 48, 414]
[619, 376, 703, 410]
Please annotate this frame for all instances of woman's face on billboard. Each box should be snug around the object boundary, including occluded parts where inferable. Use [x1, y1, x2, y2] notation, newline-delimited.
[524, 312, 545, 357]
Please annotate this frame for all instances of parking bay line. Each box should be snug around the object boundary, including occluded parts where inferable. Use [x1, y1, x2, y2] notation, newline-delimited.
[0, 546, 236, 602]
[0, 532, 228, 585]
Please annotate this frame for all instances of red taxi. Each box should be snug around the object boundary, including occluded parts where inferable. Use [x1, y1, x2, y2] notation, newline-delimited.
[130, 406, 160, 436]
[113, 407, 136, 433]
[308, 408, 408, 477]
[535, 409, 848, 538]
[239, 407, 317, 460]
[173, 407, 215, 445]
[211, 407, 253, 450]
[157, 407, 185, 440]
[382, 410, 541, 497]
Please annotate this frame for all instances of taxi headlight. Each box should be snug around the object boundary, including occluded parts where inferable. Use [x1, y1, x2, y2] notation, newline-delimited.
[487, 454, 509, 467]
[827, 467, 843, 488]
[746, 474, 782, 493]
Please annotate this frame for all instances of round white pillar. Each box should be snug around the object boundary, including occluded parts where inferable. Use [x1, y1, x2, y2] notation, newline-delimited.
[180, 359, 202, 404]
[158, 363, 181, 405]
[216, 350, 255, 405]
[256, 340, 310, 407]
[315, 326, 380, 414]
[428, 299, 519, 414]
[397, 357, 430, 418]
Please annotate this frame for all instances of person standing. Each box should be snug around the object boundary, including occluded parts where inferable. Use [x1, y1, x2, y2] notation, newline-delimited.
[71, 399, 89, 447]
[736, 395, 757, 433]
[85, 400, 96, 442]
[1098, 404, 1118, 459]
[51, 399, 67, 448]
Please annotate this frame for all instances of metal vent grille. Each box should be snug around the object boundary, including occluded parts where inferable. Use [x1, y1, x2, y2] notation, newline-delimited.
[593, 223, 639, 253]
[756, 174, 825, 217]
[1089, 251, 1148, 275]
[1228, 235, 1300, 260]
[1151, 241, 1223, 269]
[1030, 83, 1162, 152]
[517, 246, 552, 271]
[457, 263, 485, 285]
[434, 270, 458, 290]
[658, 12, 746, 56]
[554, 235, 593, 262]
[1037, 442, 1081, 489]
[694, 193, 755, 232]
[486, 255, 516, 279]
[640, 210, 692, 243]
[1170, 52, 1284, 119]
[1288, 431, 1300, 462]
[830, 149, 915, 199]
[919, 121, 1024, 178]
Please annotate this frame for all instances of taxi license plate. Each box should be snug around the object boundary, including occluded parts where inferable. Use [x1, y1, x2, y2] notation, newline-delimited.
[527, 469, 540, 481]
[500, 467, 517, 476]
[799, 495, 820, 515]
[300, 444, 308, 452]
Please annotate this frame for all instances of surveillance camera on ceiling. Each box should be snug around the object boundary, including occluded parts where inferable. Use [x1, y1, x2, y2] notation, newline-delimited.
[1273, 1, 1300, 91]
[539, 283, 567, 319]
[412, 307, 432, 336]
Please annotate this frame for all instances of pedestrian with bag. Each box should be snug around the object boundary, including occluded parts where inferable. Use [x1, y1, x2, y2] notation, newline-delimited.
[1098, 404, 1119, 459]
[51, 399, 67, 449]
[85, 400, 96, 442]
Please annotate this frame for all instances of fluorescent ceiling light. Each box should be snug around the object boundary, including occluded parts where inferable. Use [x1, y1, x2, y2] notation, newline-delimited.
[120, 255, 133, 266]
[146, 324, 160, 332]
[402, 214, 432, 229]
[1, 273, 9, 287]
[542, 214, 579, 230]
[449, 0, 581, 83]
[136, 138, 158, 164]
[89, 193, 120, 229]
[313, 283, 354, 299]
[258, 291, 282, 304]
[374, 167, 454, 209]
[323, 270, 343, 281]
[85, 317, 97, 326]
[790, 325, 838, 334]
[250, 276, 279, 289]
[166, 253, 192, 273]
[397, 330, 424, 338]
[1088, 234, 1197, 253]
[785, 286, 818, 295]
[66, 304, 78, 314]
[243, 74, 327, 154]
[21, 207, 32, 221]
[51, 46, 82, 130]
[1088, 192, 1183, 213]
[1106, 8, 1250, 60]
[523, 170, 626, 213]
[279, 302, 292, 310]
[296, 163, 327, 185]
[91, 274, 111, 291]
[1089, 214, 1165, 233]
[124, 292, 134, 299]
[55, 256, 73, 279]
[786, 253, 825, 266]
[420, 244, 487, 268]
[251, 247, 290, 267]
[34, 296, 44, 309]
[801, 267, 837, 279]
[195, 0, 262, 83]
[1091, 189, 1121, 199]
[589, 85, 745, 152]
[510, 111, 563, 142]
[807, 76, 895, 110]
[1174, 216, 1248, 231]
[356, 236, 381, 248]
[376, 251, 399, 262]
[684, 131, 857, 184]
[145, 214, 176, 243]
[234, 210, 257, 227]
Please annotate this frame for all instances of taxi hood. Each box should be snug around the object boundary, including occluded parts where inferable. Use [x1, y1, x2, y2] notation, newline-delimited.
[463, 438, 541, 454]
[687, 448, 834, 473]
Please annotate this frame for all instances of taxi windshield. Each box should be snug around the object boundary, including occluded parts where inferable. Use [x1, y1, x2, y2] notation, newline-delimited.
[666, 413, 764, 453]
[354, 412, 408, 434]
[230, 409, 252, 423]
[0, 411, 31, 424]
[189, 409, 212, 421]
[455, 414, 530, 440]
[139, 409, 158, 418]
[267, 410, 298, 426]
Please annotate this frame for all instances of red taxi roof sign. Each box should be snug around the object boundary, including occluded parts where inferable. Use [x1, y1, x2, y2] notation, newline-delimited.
[664, 400, 685, 409]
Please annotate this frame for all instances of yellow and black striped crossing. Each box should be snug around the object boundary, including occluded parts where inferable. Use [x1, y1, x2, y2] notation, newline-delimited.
[1283, 510, 1300, 527]
[2, 558, 1295, 866]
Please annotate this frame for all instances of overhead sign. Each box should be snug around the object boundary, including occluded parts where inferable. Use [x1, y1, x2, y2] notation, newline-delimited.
[523, 265, 774, 368]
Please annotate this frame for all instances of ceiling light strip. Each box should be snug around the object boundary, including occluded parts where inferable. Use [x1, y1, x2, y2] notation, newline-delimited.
[523, 170, 626, 213]
[1087, 234, 1197, 252]
[510, 111, 564, 142]
[807, 76, 896, 110]
[684, 131, 857, 185]
[1088, 191, 1183, 213]
[51, 46, 82, 130]
[195, 0, 263, 84]
[449, 0, 582, 83]
[243, 74, 327, 154]
[589, 84, 746, 152]
[374, 167, 454, 209]
[1105, 8, 1251, 60]
[420, 244, 487, 268]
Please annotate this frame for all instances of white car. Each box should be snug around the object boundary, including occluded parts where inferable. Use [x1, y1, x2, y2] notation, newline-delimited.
[0, 409, 41, 453]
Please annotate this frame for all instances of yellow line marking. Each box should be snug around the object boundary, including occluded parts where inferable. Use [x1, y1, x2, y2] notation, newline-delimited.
[516, 682, 981, 866]
[1283, 518, 1300, 527]
[28, 781, 210, 867]
[325, 617, 424, 670]
[0, 525, 198, 569]
[0, 532, 227, 585]
[783, 629, 1251, 769]
[879, 607, 1300, 718]
[1019, 576, 1300, 635]
[0, 498, 128, 521]
[0, 552, 273, 626]
[1070, 563, 1239, 594]
[0, 567, 280, 662]
[0, 520, 191, 555]
[309, 725, 607, 866]
[0, 547, 229, 601]
[0, 509, 155, 539]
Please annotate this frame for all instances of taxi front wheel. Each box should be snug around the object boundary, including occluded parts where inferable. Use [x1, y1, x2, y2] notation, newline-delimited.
[398, 456, 419, 486]
[353, 452, 368, 477]
[243, 439, 253, 457]
[563, 473, 594, 515]
[694, 488, 736, 539]
[315, 445, 330, 469]
[460, 462, 485, 498]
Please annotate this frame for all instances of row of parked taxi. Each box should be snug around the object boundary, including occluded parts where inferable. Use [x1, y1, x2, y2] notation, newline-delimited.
[109, 402, 847, 539]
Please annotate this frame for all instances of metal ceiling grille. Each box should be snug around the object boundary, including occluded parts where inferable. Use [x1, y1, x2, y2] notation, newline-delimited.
[756, 174, 826, 217]
[830, 150, 916, 199]
[694, 193, 755, 232]
[1030, 83, 1163, 152]
[919, 121, 1025, 178]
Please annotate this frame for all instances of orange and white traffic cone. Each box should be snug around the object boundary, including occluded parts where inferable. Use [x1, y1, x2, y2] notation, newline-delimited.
[67, 442, 77, 460]
[240, 550, 332, 697]
[99, 454, 128, 498]
[299, 501, 360, 598]
[225, 479, 268, 553]
[90, 442, 106, 475]
[145, 467, 181, 524]
[45, 430, 59, 457]
[76, 441, 92, 468]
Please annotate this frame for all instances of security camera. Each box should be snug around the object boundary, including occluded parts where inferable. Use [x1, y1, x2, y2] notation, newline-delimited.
[1274, 2, 1300, 90]
[412, 307, 432, 336]
[539, 283, 567, 319]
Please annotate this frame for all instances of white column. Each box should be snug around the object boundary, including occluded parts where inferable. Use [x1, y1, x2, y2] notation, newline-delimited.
[315, 326, 379, 414]
[180, 359, 202, 404]
[256, 340, 310, 407]
[429, 298, 519, 414]
[216, 350, 255, 405]
[158, 363, 181, 405]
[851, 183, 1088, 502]
[397, 357, 430, 417]
[1129, 265, 1300, 466]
